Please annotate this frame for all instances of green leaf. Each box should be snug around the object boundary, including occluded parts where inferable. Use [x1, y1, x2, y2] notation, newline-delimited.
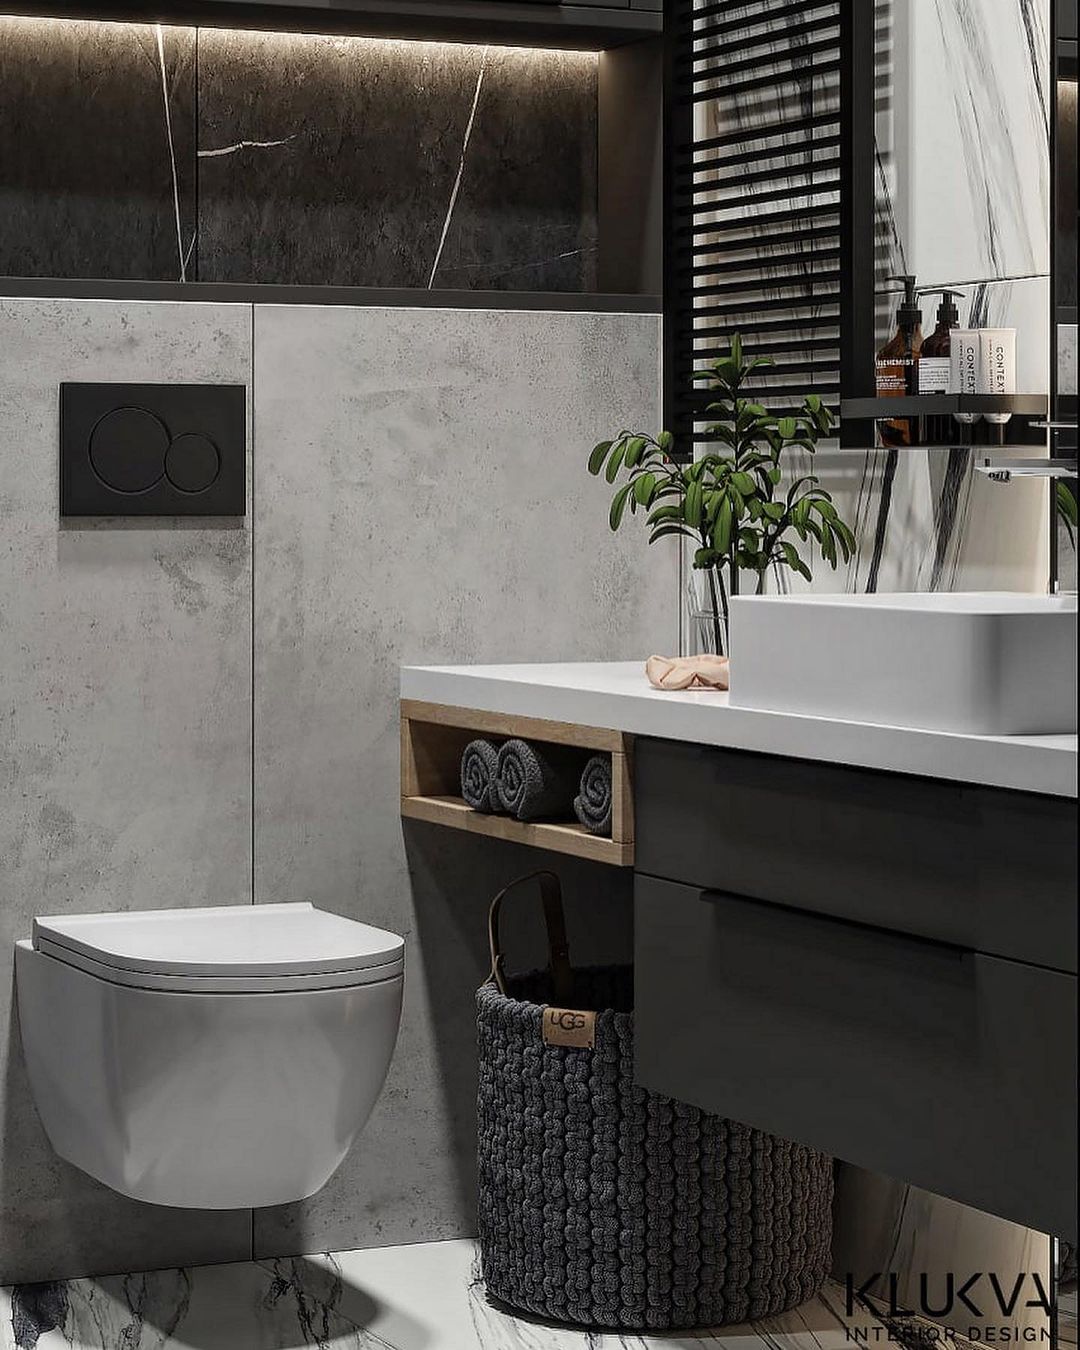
[609, 483, 632, 531]
[647, 503, 683, 526]
[778, 541, 813, 582]
[1057, 481, 1078, 535]
[685, 479, 704, 526]
[624, 435, 648, 468]
[777, 417, 797, 441]
[633, 472, 656, 506]
[605, 438, 629, 484]
[712, 358, 740, 388]
[657, 429, 674, 453]
[762, 501, 785, 521]
[588, 439, 613, 475]
[649, 524, 692, 545]
[716, 495, 734, 553]
[731, 471, 757, 496]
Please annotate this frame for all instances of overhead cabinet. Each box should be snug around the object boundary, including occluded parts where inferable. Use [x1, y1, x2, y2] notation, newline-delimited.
[9, 0, 661, 46]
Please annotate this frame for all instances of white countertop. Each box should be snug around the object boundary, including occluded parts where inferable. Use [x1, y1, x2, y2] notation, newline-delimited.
[401, 661, 1078, 799]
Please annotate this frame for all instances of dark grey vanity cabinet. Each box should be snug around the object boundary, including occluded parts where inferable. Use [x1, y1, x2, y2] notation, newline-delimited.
[633, 738, 1078, 1241]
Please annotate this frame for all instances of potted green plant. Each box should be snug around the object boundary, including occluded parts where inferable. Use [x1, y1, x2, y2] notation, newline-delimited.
[587, 335, 856, 655]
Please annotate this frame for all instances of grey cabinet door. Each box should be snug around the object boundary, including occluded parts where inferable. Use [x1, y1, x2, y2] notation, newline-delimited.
[634, 874, 1078, 1240]
[635, 738, 1077, 972]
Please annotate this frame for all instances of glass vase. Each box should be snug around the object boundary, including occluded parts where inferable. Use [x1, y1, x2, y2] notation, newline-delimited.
[685, 571, 729, 657]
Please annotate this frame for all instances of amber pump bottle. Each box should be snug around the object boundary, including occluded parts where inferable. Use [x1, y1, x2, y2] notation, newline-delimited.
[876, 275, 923, 447]
[918, 288, 964, 445]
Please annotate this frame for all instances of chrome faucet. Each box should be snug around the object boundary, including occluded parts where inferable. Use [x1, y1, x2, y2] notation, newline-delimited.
[976, 420, 1077, 483]
[977, 455, 1078, 483]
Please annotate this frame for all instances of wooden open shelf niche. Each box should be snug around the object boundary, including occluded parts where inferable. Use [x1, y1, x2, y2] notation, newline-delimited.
[400, 699, 634, 867]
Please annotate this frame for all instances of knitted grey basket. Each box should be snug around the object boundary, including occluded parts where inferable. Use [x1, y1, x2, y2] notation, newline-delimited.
[476, 872, 834, 1332]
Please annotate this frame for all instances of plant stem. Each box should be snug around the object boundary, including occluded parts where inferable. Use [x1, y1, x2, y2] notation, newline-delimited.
[706, 562, 723, 654]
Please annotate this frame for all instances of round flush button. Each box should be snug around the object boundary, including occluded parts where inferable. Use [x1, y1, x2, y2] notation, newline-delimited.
[88, 407, 169, 493]
[165, 432, 221, 494]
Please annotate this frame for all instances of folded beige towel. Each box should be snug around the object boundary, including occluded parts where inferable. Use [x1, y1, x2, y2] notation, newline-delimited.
[645, 654, 730, 691]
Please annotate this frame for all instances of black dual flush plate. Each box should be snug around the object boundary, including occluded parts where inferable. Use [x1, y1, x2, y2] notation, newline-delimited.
[60, 383, 246, 517]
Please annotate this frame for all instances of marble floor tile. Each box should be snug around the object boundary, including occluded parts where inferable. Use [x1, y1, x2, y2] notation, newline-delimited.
[5, 1237, 975, 1350]
[1, 1260, 390, 1350]
[268, 1239, 898, 1350]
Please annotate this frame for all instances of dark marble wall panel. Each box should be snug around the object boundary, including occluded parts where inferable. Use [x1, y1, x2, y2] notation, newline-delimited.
[424, 46, 598, 291]
[0, 18, 598, 291]
[0, 17, 196, 281]
[195, 32, 597, 291]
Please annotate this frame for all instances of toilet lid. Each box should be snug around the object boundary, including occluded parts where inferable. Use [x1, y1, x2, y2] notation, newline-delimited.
[32, 902, 404, 993]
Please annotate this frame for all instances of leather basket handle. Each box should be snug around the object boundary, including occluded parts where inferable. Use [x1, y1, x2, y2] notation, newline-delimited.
[487, 870, 573, 1006]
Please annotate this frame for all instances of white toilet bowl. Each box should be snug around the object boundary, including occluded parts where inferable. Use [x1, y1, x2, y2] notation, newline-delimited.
[15, 902, 404, 1209]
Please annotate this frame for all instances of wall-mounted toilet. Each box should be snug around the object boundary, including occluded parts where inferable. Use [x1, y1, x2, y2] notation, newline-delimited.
[15, 902, 404, 1209]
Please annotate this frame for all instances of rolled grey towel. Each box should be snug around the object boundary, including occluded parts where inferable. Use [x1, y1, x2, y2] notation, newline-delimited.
[495, 738, 583, 822]
[574, 754, 613, 837]
[460, 739, 502, 813]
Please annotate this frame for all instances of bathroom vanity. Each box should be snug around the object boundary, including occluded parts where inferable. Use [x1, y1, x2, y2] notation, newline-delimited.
[401, 659, 1078, 1243]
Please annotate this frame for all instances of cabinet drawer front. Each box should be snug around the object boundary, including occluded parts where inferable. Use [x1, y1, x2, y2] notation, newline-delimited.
[635, 738, 1077, 972]
[635, 875, 1078, 1240]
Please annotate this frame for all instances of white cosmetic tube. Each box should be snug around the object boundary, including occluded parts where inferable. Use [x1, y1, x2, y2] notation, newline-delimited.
[979, 328, 1016, 426]
[950, 329, 981, 424]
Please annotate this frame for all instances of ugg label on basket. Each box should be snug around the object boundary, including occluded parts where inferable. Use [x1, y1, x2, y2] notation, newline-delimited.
[542, 1007, 596, 1050]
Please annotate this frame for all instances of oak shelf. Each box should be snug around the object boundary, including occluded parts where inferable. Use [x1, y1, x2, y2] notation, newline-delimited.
[400, 698, 634, 868]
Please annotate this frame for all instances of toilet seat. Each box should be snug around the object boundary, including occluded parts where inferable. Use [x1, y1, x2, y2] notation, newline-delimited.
[32, 901, 404, 993]
[18, 901, 405, 1207]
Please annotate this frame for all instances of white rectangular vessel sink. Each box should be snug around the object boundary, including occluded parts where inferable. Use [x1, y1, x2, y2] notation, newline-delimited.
[729, 592, 1078, 736]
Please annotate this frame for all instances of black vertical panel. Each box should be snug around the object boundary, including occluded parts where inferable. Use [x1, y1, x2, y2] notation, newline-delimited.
[663, 0, 843, 453]
[839, 0, 878, 443]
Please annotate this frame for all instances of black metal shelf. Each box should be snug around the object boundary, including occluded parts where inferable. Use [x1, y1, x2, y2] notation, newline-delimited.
[840, 394, 1049, 420]
[835, 444, 1060, 454]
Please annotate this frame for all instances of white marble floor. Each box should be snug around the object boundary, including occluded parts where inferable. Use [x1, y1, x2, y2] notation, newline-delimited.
[1, 1236, 935, 1350]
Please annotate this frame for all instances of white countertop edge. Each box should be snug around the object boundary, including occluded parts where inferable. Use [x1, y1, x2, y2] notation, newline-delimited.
[401, 662, 1079, 800]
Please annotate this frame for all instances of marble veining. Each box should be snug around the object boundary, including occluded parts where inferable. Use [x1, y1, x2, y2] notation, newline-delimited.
[0, 1239, 983, 1350]
[0, 17, 196, 282]
[849, 0, 1053, 597]
[2, 1261, 380, 1350]
[0, 20, 597, 290]
[428, 47, 489, 288]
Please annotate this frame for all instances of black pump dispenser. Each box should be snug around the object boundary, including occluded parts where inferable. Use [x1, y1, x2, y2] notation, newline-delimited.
[892, 274, 923, 336]
[929, 288, 963, 327]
